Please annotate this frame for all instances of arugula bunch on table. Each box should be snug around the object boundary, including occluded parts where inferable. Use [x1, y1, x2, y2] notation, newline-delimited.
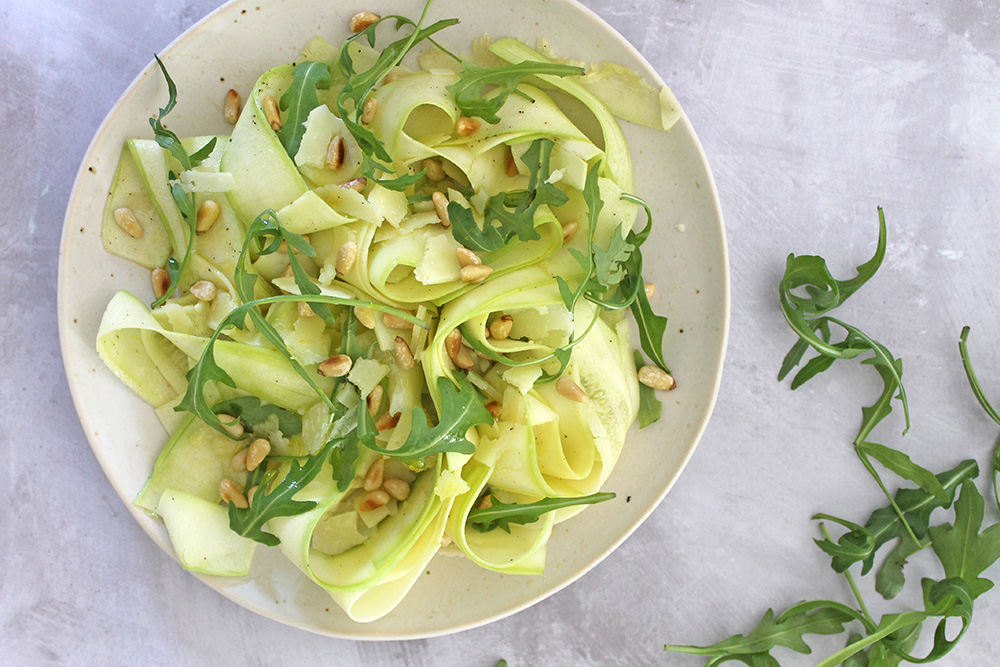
[665, 209, 1000, 665]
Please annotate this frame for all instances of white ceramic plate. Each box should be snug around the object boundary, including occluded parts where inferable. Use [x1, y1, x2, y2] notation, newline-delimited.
[58, 0, 728, 639]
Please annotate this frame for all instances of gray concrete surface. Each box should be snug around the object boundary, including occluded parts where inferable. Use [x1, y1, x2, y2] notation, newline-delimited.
[4, 0, 1000, 664]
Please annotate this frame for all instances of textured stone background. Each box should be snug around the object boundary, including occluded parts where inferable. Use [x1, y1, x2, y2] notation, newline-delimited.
[4, 0, 1000, 664]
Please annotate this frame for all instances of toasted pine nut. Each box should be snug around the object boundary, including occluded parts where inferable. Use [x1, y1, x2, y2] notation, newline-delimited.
[638, 365, 676, 391]
[476, 494, 493, 510]
[113, 207, 143, 238]
[383, 478, 411, 501]
[196, 199, 222, 233]
[359, 489, 390, 512]
[325, 135, 346, 170]
[280, 263, 294, 279]
[556, 377, 588, 402]
[298, 301, 316, 318]
[562, 221, 579, 243]
[216, 413, 244, 438]
[488, 315, 513, 340]
[445, 329, 463, 360]
[456, 247, 481, 267]
[219, 479, 248, 508]
[231, 447, 248, 472]
[262, 95, 281, 131]
[454, 345, 474, 370]
[361, 97, 378, 125]
[505, 149, 519, 177]
[350, 11, 380, 33]
[336, 241, 358, 275]
[340, 176, 367, 192]
[364, 458, 385, 491]
[151, 267, 170, 299]
[190, 280, 217, 301]
[354, 306, 376, 329]
[382, 313, 414, 330]
[644, 282, 655, 299]
[394, 336, 415, 370]
[382, 71, 400, 85]
[485, 401, 502, 419]
[247, 485, 259, 505]
[431, 191, 450, 227]
[375, 411, 400, 431]
[456, 117, 480, 135]
[318, 354, 353, 378]
[245, 438, 271, 471]
[460, 264, 492, 282]
[224, 89, 242, 124]
[367, 384, 384, 416]
[423, 158, 446, 181]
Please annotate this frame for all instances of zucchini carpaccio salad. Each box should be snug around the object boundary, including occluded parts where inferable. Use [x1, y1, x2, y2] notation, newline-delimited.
[97, 4, 681, 621]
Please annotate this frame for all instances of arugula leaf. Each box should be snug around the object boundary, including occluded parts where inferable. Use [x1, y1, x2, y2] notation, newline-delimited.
[211, 396, 302, 436]
[592, 225, 634, 289]
[634, 350, 662, 428]
[449, 138, 565, 252]
[368, 375, 493, 459]
[227, 437, 336, 546]
[928, 479, 1000, 598]
[468, 492, 615, 533]
[277, 61, 332, 159]
[446, 61, 584, 123]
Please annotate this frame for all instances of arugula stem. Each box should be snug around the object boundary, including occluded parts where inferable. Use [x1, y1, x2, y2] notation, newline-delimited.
[821, 523, 875, 627]
[856, 451, 925, 548]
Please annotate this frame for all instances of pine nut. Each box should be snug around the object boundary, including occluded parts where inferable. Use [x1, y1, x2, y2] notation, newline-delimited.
[382, 71, 400, 85]
[336, 241, 358, 275]
[298, 301, 316, 318]
[562, 221, 579, 243]
[340, 176, 367, 192]
[556, 377, 588, 402]
[354, 306, 376, 329]
[247, 485, 259, 505]
[505, 149, 519, 177]
[382, 313, 414, 329]
[476, 494, 493, 510]
[113, 207, 143, 238]
[359, 489, 390, 512]
[456, 247, 481, 267]
[350, 11, 380, 33]
[638, 365, 676, 391]
[456, 117, 480, 135]
[445, 330, 474, 370]
[488, 315, 513, 340]
[361, 97, 378, 125]
[216, 413, 244, 438]
[423, 158, 446, 181]
[485, 401, 502, 419]
[281, 264, 294, 279]
[382, 478, 411, 501]
[644, 282, 655, 299]
[431, 191, 450, 227]
[196, 199, 222, 233]
[262, 95, 281, 131]
[190, 280, 217, 301]
[151, 267, 170, 299]
[367, 384, 384, 416]
[231, 447, 248, 472]
[318, 354, 353, 378]
[219, 479, 248, 508]
[394, 336, 415, 370]
[224, 89, 242, 124]
[245, 438, 271, 471]
[364, 457, 385, 491]
[460, 264, 492, 282]
[325, 135, 345, 170]
[375, 411, 400, 431]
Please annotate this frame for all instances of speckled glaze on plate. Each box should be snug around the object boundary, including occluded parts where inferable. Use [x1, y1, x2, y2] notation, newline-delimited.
[57, 0, 728, 639]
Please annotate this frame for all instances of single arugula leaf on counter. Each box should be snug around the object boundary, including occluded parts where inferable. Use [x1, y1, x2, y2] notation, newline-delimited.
[211, 396, 303, 436]
[446, 60, 584, 124]
[368, 374, 493, 459]
[468, 492, 615, 533]
[634, 350, 662, 428]
[148, 56, 217, 309]
[449, 138, 565, 252]
[277, 61, 332, 159]
[227, 437, 338, 546]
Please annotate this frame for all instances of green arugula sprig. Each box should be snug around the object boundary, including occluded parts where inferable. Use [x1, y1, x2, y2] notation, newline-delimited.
[665, 211, 1000, 666]
[276, 61, 332, 159]
[211, 396, 303, 437]
[334, 4, 458, 190]
[149, 56, 217, 309]
[446, 60, 584, 124]
[468, 492, 615, 533]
